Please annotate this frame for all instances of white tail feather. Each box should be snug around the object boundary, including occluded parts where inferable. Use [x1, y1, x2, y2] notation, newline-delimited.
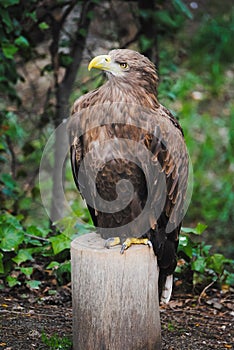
[160, 274, 173, 304]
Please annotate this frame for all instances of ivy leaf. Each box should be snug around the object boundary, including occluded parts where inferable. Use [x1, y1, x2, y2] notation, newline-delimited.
[12, 249, 33, 265]
[207, 254, 232, 275]
[178, 235, 193, 258]
[39, 22, 49, 30]
[49, 234, 71, 255]
[19, 267, 33, 277]
[14, 36, 29, 48]
[181, 223, 207, 235]
[191, 256, 206, 273]
[2, 43, 18, 59]
[225, 273, 234, 286]
[46, 261, 60, 269]
[26, 225, 48, 238]
[6, 276, 21, 288]
[0, 211, 23, 229]
[26, 280, 41, 289]
[26, 10, 37, 22]
[0, 224, 24, 251]
[56, 261, 71, 285]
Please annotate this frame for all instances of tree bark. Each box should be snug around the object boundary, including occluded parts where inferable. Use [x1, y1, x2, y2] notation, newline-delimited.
[50, 1, 95, 223]
[71, 232, 162, 350]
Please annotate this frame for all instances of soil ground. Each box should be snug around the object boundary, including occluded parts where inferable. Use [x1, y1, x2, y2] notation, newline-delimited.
[0, 287, 233, 350]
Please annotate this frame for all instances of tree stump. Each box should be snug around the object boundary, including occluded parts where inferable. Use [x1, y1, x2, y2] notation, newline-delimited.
[71, 232, 161, 350]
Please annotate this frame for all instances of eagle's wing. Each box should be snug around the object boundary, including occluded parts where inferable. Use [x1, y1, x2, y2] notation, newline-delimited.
[147, 104, 188, 268]
[68, 99, 188, 301]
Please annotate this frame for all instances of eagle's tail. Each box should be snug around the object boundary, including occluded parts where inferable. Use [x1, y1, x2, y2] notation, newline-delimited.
[159, 273, 173, 303]
[149, 227, 178, 303]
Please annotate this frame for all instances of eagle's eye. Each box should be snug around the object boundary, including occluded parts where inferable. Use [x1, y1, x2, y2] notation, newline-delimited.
[119, 62, 129, 70]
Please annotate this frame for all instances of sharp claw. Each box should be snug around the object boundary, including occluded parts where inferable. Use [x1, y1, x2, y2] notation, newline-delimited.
[104, 238, 111, 249]
[120, 244, 126, 254]
[147, 240, 153, 248]
[104, 237, 121, 249]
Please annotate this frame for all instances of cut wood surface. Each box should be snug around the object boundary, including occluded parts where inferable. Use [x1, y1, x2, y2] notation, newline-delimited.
[71, 232, 161, 350]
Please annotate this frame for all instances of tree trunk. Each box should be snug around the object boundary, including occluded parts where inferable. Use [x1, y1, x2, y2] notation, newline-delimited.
[50, 1, 95, 224]
[71, 232, 162, 350]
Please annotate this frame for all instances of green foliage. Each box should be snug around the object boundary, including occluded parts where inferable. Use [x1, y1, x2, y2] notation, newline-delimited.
[158, 13, 234, 256]
[176, 224, 234, 290]
[0, 0, 29, 101]
[0, 209, 92, 289]
[190, 12, 234, 64]
[139, 0, 192, 32]
[41, 332, 72, 350]
[0, 211, 50, 284]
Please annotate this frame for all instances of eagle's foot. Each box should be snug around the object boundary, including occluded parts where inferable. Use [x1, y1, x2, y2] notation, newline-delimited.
[104, 237, 121, 249]
[120, 237, 152, 254]
[104, 236, 152, 253]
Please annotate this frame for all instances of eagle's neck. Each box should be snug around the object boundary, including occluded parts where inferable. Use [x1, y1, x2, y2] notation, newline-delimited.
[103, 78, 159, 109]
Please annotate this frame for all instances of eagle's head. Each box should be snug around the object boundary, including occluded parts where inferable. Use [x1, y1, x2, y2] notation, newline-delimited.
[88, 49, 158, 98]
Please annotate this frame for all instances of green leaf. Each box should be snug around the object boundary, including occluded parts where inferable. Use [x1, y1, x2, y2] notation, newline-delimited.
[2, 43, 18, 59]
[87, 10, 94, 20]
[0, 211, 22, 229]
[201, 244, 212, 256]
[26, 280, 41, 289]
[12, 249, 33, 265]
[56, 261, 71, 285]
[78, 28, 87, 37]
[139, 35, 153, 52]
[0, 224, 24, 251]
[172, 0, 193, 19]
[49, 234, 71, 255]
[6, 275, 21, 288]
[26, 225, 48, 238]
[14, 36, 29, 48]
[1, 8, 13, 29]
[46, 261, 60, 269]
[225, 273, 234, 286]
[19, 266, 33, 277]
[153, 10, 178, 29]
[179, 235, 188, 247]
[26, 10, 37, 22]
[39, 22, 49, 30]
[1, 0, 19, 7]
[178, 235, 193, 258]
[191, 256, 206, 273]
[59, 53, 73, 67]
[0, 173, 17, 191]
[181, 223, 207, 235]
[0, 252, 4, 274]
[206, 254, 231, 275]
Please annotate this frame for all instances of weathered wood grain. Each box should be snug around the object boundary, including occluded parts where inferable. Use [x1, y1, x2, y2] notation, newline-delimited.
[71, 232, 161, 350]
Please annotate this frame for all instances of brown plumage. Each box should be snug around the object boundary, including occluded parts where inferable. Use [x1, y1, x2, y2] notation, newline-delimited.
[68, 49, 189, 301]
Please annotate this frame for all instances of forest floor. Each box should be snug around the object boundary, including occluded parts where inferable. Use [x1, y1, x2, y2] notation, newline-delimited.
[0, 286, 233, 350]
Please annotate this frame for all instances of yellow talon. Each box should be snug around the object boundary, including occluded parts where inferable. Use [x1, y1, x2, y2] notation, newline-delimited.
[120, 237, 152, 254]
[104, 237, 121, 249]
[105, 237, 152, 253]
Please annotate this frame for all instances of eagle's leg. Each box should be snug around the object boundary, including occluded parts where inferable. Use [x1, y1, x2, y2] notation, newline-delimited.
[120, 237, 152, 254]
[104, 237, 152, 254]
[104, 237, 121, 248]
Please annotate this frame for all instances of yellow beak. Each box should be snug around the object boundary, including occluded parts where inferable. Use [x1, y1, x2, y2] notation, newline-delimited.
[88, 55, 112, 71]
